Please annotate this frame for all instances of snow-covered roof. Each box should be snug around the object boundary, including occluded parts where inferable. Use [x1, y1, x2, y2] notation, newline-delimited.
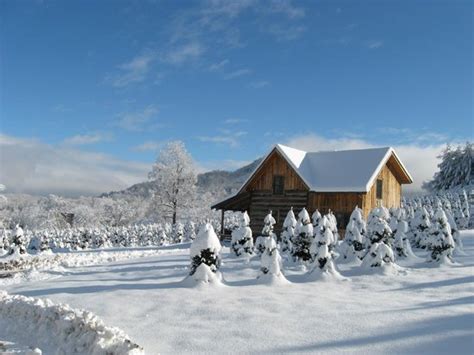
[239, 144, 413, 194]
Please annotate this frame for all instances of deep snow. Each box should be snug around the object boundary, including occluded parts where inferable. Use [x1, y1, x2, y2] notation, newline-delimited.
[2, 232, 473, 354]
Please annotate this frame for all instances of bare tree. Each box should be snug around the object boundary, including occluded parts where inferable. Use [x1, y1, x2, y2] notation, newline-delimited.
[148, 141, 197, 224]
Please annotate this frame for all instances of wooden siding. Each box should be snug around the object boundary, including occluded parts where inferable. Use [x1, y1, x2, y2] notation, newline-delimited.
[248, 191, 308, 236]
[363, 162, 402, 217]
[244, 149, 308, 192]
[308, 192, 364, 231]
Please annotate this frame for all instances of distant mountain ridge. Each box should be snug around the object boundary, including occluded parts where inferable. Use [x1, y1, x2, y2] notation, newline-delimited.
[100, 158, 262, 199]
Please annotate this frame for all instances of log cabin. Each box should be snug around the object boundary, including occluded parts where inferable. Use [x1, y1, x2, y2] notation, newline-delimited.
[212, 144, 413, 237]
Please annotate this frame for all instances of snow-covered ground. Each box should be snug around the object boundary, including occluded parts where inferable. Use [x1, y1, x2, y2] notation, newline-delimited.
[2, 232, 473, 354]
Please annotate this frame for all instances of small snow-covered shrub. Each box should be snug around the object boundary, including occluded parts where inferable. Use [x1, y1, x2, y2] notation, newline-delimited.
[426, 208, 455, 264]
[339, 206, 366, 262]
[393, 220, 415, 259]
[291, 208, 313, 263]
[230, 211, 254, 259]
[362, 207, 397, 269]
[280, 208, 296, 255]
[188, 223, 222, 284]
[257, 234, 287, 284]
[255, 211, 277, 256]
[309, 215, 343, 279]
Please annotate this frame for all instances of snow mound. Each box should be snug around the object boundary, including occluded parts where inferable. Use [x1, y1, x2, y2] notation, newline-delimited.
[0, 340, 42, 354]
[0, 291, 144, 355]
[256, 273, 290, 286]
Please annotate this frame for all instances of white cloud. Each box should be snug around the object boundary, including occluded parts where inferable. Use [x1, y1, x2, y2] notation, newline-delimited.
[223, 68, 252, 80]
[264, 24, 306, 41]
[197, 130, 248, 147]
[0, 134, 149, 197]
[105, 54, 154, 88]
[283, 132, 447, 193]
[265, 0, 305, 19]
[131, 141, 163, 152]
[62, 133, 112, 146]
[248, 80, 270, 89]
[163, 42, 205, 64]
[223, 118, 247, 124]
[366, 40, 384, 49]
[209, 59, 230, 72]
[116, 105, 159, 131]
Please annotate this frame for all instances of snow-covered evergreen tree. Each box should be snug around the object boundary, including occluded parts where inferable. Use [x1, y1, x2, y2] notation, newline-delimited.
[280, 208, 296, 255]
[426, 208, 455, 263]
[309, 215, 343, 279]
[311, 210, 322, 233]
[230, 211, 254, 260]
[423, 142, 473, 192]
[362, 207, 396, 269]
[188, 223, 222, 284]
[255, 211, 276, 256]
[183, 220, 196, 242]
[459, 190, 470, 229]
[445, 210, 463, 252]
[9, 225, 27, 255]
[172, 222, 184, 244]
[393, 220, 415, 259]
[412, 206, 431, 249]
[339, 206, 366, 262]
[291, 208, 313, 263]
[326, 210, 340, 244]
[257, 235, 287, 284]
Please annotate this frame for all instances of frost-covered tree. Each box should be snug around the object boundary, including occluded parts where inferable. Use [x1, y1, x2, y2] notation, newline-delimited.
[255, 211, 276, 256]
[423, 142, 473, 192]
[309, 215, 343, 279]
[393, 220, 415, 259]
[291, 208, 314, 263]
[280, 208, 296, 255]
[445, 209, 463, 252]
[326, 210, 340, 243]
[412, 206, 431, 249]
[339, 207, 366, 262]
[459, 190, 470, 229]
[188, 223, 222, 284]
[183, 220, 196, 242]
[9, 225, 27, 255]
[257, 235, 287, 284]
[362, 207, 396, 269]
[426, 208, 455, 263]
[172, 222, 184, 244]
[148, 141, 197, 224]
[311, 209, 322, 232]
[230, 211, 254, 259]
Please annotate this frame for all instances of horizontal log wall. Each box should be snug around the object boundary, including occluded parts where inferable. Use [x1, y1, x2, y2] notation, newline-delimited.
[249, 191, 308, 236]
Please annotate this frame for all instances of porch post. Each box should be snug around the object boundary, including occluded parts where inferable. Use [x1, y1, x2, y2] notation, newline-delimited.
[220, 209, 225, 239]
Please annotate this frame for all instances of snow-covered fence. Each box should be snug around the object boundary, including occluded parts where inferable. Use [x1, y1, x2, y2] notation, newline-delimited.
[0, 291, 143, 354]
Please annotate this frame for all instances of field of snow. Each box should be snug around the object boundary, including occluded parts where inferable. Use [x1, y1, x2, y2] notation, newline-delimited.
[2, 231, 473, 354]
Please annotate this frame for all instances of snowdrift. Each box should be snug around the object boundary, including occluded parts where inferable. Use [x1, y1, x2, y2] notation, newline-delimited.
[0, 291, 144, 355]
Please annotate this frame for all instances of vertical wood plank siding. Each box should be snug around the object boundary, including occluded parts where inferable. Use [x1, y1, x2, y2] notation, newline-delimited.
[244, 150, 308, 192]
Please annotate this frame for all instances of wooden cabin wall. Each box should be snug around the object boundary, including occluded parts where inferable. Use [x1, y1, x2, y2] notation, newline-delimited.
[362, 164, 402, 217]
[248, 191, 308, 236]
[308, 192, 364, 231]
[244, 150, 308, 192]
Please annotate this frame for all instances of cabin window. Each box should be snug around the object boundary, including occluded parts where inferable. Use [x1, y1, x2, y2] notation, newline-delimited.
[376, 179, 383, 200]
[273, 175, 285, 195]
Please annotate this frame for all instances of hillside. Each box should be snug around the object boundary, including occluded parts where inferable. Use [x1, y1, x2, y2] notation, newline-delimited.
[101, 158, 262, 199]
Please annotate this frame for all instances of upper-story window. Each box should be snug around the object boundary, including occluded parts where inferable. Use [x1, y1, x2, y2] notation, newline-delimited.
[273, 175, 285, 195]
[376, 179, 383, 200]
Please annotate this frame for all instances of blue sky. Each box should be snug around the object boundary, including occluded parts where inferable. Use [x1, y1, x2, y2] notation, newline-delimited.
[0, 0, 472, 196]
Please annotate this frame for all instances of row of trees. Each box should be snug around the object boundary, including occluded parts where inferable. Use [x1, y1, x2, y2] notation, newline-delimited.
[0, 141, 224, 230]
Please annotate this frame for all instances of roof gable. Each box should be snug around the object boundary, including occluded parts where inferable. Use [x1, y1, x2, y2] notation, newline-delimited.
[238, 144, 413, 194]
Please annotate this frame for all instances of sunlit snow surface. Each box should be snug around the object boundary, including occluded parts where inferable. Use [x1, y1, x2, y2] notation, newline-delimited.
[2, 232, 473, 354]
